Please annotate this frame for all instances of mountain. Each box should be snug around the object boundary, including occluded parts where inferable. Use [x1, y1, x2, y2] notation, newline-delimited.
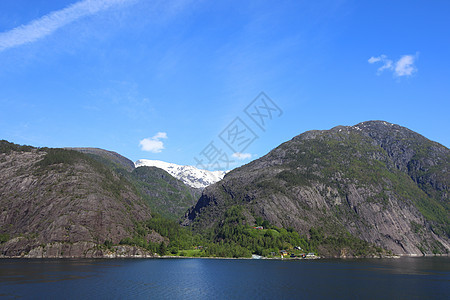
[0, 141, 154, 257]
[185, 121, 450, 257]
[135, 159, 226, 189]
[0, 141, 199, 257]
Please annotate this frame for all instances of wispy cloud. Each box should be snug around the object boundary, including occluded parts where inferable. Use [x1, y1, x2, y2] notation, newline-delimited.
[139, 132, 167, 153]
[368, 56, 383, 64]
[368, 54, 393, 74]
[232, 152, 252, 160]
[0, 0, 135, 52]
[368, 53, 418, 77]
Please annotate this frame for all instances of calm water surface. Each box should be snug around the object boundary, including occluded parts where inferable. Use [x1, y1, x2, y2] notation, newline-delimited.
[0, 257, 449, 299]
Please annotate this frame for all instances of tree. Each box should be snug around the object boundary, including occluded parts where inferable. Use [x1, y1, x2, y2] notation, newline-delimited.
[255, 216, 263, 226]
[158, 242, 167, 256]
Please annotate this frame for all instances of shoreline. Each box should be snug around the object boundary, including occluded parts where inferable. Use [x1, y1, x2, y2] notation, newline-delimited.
[1, 253, 448, 260]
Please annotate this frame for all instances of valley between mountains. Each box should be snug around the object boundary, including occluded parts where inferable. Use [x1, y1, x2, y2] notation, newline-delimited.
[0, 121, 448, 258]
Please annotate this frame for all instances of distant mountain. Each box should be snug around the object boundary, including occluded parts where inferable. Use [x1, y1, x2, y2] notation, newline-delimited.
[135, 159, 227, 189]
[185, 121, 450, 257]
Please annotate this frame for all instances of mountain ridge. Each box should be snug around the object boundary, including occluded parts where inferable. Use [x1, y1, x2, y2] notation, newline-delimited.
[66, 147, 135, 172]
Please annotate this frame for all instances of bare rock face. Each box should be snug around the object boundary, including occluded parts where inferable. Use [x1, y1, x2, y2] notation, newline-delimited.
[0, 144, 153, 257]
[185, 121, 450, 256]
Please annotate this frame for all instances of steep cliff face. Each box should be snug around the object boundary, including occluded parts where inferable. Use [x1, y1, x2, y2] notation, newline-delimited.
[185, 121, 449, 256]
[0, 143, 153, 257]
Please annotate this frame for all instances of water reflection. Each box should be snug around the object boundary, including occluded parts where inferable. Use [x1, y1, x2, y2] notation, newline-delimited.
[0, 259, 114, 284]
[0, 257, 448, 299]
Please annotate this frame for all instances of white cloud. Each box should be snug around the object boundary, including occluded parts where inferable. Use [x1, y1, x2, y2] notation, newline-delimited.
[232, 152, 252, 160]
[0, 0, 135, 52]
[139, 132, 168, 153]
[368, 53, 418, 77]
[153, 132, 167, 139]
[394, 54, 417, 77]
[368, 56, 383, 64]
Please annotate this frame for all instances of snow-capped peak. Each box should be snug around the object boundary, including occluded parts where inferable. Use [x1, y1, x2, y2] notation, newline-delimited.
[134, 159, 227, 189]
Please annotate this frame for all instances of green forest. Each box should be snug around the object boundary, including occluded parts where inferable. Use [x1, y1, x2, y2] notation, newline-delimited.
[119, 205, 385, 258]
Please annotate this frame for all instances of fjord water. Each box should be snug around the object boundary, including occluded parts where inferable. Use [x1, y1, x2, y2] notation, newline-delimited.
[0, 257, 448, 299]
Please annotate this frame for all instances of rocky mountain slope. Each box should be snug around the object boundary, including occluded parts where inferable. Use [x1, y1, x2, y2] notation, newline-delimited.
[135, 159, 226, 189]
[0, 141, 155, 257]
[70, 149, 200, 219]
[185, 121, 449, 256]
[0, 141, 197, 257]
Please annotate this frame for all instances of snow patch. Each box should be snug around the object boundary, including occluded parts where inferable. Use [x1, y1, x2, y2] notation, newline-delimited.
[134, 159, 227, 189]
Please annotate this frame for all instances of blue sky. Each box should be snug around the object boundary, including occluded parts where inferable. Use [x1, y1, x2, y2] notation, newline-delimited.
[1, 0, 449, 170]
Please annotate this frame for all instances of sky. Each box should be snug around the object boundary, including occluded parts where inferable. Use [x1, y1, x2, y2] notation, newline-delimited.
[1, 0, 449, 170]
